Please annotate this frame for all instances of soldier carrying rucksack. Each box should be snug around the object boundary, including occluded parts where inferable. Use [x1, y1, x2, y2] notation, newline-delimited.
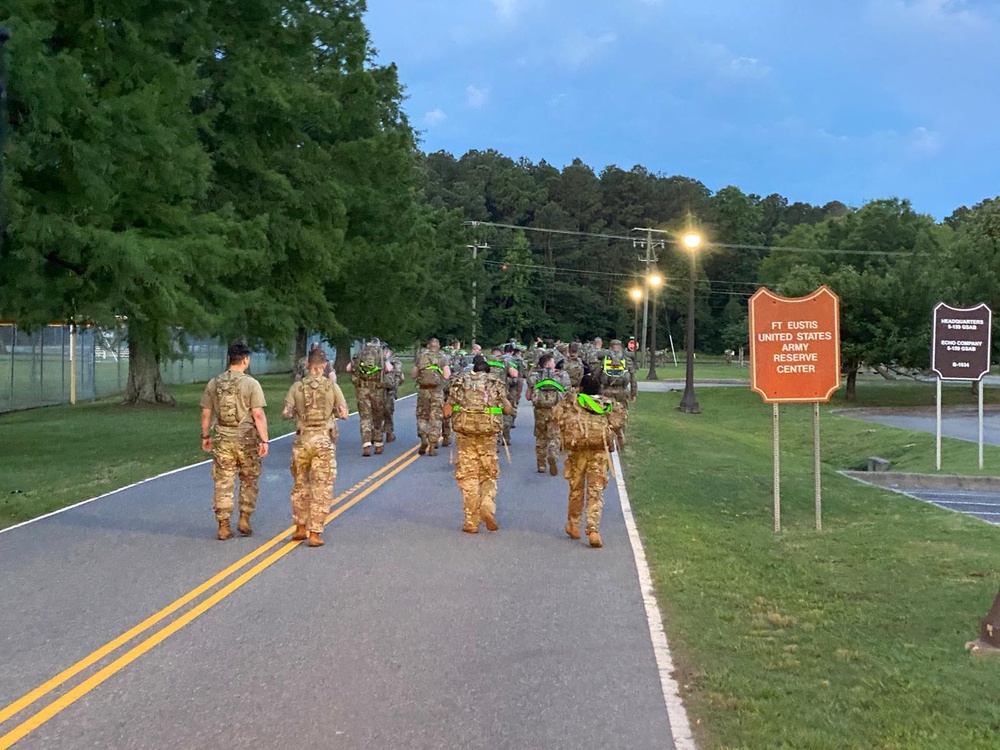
[527, 353, 571, 476]
[346, 337, 390, 456]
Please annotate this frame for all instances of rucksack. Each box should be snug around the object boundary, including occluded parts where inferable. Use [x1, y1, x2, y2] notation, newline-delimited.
[601, 354, 629, 385]
[301, 378, 331, 428]
[532, 371, 566, 409]
[450, 373, 503, 436]
[563, 356, 585, 387]
[558, 394, 617, 451]
[215, 371, 245, 428]
[356, 345, 383, 382]
[416, 350, 445, 387]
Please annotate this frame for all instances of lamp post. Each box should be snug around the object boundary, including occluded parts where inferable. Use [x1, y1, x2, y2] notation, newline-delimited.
[0, 28, 10, 258]
[630, 287, 642, 360]
[677, 232, 702, 413]
[646, 272, 663, 380]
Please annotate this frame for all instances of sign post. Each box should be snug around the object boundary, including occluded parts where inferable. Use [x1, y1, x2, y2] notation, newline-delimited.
[931, 303, 992, 471]
[749, 286, 841, 532]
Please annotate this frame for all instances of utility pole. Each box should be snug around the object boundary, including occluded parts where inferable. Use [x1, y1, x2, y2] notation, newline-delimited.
[467, 241, 488, 343]
[632, 228, 665, 366]
[0, 28, 10, 258]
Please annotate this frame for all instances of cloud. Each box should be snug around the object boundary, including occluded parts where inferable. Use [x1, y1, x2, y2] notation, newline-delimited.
[466, 85, 490, 109]
[691, 42, 773, 81]
[560, 30, 617, 69]
[422, 108, 448, 127]
[906, 126, 942, 157]
[492, 0, 519, 21]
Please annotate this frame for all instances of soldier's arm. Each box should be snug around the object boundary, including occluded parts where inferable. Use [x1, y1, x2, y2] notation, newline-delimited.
[442, 364, 451, 380]
[333, 384, 349, 419]
[251, 408, 269, 456]
[200, 408, 213, 452]
[498, 388, 514, 416]
[411, 364, 420, 379]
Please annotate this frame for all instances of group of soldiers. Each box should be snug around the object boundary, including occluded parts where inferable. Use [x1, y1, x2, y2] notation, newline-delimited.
[199, 333, 638, 551]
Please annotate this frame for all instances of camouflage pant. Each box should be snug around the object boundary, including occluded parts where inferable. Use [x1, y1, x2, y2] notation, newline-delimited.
[212, 432, 261, 521]
[454, 434, 500, 525]
[289, 431, 337, 533]
[384, 388, 397, 436]
[564, 449, 610, 534]
[533, 406, 560, 468]
[416, 387, 444, 445]
[357, 384, 386, 446]
[441, 385, 452, 443]
[507, 381, 522, 427]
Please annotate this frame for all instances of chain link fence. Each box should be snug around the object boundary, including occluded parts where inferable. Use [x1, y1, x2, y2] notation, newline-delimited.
[1, 323, 294, 413]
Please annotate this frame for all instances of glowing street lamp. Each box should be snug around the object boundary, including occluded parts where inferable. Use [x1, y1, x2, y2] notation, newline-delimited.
[647, 272, 664, 380]
[678, 232, 702, 413]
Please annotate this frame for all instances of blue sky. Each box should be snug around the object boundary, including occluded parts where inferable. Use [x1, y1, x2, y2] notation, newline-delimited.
[363, 0, 999, 220]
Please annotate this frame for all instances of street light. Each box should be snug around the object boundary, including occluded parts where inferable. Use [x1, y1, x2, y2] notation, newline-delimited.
[677, 232, 702, 413]
[646, 272, 663, 380]
[629, 287, 642, 356]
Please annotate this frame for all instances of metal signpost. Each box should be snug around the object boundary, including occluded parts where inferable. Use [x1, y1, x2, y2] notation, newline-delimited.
[931, 303, 993, 471]
[749, 286, 841, 532]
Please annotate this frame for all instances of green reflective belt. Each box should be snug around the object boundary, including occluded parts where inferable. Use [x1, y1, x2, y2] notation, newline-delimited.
[535, 379, 565, 392]
[453, 405, 503, 414]
[487, 360, 503, 369]
[424, 365, 442, 372]
[359, 365, 380, 375]
[578, 393, 612, 414]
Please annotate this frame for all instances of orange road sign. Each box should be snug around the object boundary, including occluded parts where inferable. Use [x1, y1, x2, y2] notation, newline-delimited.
[749, 286, 841, 403]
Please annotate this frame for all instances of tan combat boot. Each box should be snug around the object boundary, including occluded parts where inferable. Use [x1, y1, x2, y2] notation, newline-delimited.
[537, 461, 546, 473]
[426, 445, 437, 457]
[565, 522, 580, 540]
[588, 531, 603, 548]
[374, 443, 384, 455]
[217, 519, 233, 541]
[292, 524, 308, 541]
[462, 519, 479, 534]
[482, 513, 499, 532]
[418, 439, 428, 455]
[386, 432, 396, 443]
[548, 457, 558, 476]
[237, 513, 253, 536]
[308, 532, 324, 547]
[441, 435, 451, 447]
[362, 445, 372, 457]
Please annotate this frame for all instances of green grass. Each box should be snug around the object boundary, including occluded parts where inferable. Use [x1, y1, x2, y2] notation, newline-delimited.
[624, 384, 1000, 749]
[0, 373, 415, 530]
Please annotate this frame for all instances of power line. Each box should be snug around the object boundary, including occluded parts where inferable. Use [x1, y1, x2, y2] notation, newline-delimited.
[468, 220, 911, 256]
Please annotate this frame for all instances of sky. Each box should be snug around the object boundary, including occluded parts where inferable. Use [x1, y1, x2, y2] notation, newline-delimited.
[363, 0, 1000, 221]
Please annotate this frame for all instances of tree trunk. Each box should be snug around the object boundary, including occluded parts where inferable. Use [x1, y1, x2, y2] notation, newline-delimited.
[295, 326, 308, 363]
[123, 321, 176, 406]
[845, 363, 859, 401]
[333, 334, 352, 374]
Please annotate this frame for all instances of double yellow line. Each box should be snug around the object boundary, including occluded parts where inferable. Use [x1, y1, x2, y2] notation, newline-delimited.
[0, 446, 419, 749]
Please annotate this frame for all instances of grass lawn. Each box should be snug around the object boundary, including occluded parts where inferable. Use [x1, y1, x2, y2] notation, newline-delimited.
[0, 372, 415, 530]
[624, 384, 1000, 749]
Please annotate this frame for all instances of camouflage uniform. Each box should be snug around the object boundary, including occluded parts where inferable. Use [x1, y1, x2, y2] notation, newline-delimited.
[351, 344, 387, 453]
[446, 370, 513, 532]
[414, 348, 450, 452]
[527, 366, 571, 474]
[284, 376, 348, 533]
[553, 393, 626, 546]
[200, 370, 267, 522]
[382, 353, 403, 442]
[562, 353, 586, 390]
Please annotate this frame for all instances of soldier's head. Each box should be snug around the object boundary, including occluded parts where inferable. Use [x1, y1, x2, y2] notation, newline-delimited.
[492, 346, 503, 356]
[568, 342, 581, 356]
[427, 337, 440, 351]
[593, 337, 603, 349]
[503, 343, 514, 354]
[539, 353, 555, 369]
[307, 347, 328, 366]
[452, 339, 462, 350]
[227, 341, 251, 366]
[470, 343, 482, 355]
[580, 374, 601, 396]
[367, 336, 381, 348]
[610, 339, 623, 353]
[472, 355, 490, 373]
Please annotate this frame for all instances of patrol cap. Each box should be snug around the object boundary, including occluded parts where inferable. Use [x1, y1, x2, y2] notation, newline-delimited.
[308, 347, 329, 364]
[610, 339, 623, 347]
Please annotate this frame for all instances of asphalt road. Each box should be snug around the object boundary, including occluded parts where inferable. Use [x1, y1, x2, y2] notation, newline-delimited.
[903, 488, 1000, 526]
[842, 407, 1000, 447]
[0, 393, 678, 749]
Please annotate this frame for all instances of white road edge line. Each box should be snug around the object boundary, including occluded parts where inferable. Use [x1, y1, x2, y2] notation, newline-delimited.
[1, 392, 418, 537]
[613, 451, 697, 750]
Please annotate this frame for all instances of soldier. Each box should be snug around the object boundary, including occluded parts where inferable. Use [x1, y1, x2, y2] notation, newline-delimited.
[584, 336, 606, 373]
[488, 347, 520, 445]
[281, 347, 349, 548]
[382, 345, 403, 443]
[552, 374, 626, 548]
[444, 355, 514, 533]
[411, 337, 451, 456]
[503, 343, 526, 430]
[527, 352, 571, 475]
[346, 338, 390, 457]
[598, 339, 637, 447]
[200, 342, 270, 541]
[562, 341, 586, 390]
[294, 341, 337, 383]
